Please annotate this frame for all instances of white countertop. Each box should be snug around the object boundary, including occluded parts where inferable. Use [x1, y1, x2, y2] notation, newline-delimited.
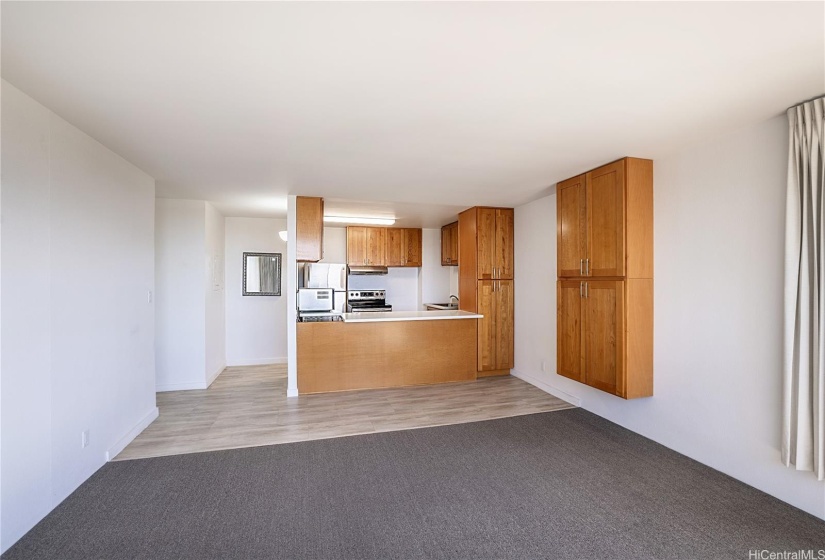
[341, 310, 483, 323]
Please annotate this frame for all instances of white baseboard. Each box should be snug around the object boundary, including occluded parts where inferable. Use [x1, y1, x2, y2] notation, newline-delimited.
[156, 380, 207, 392]
[206, 363, 226, 388]
[511, 369, 582, 407]
[226, 357, 288, 367]
[106, 407, 159, 461]
[287, 388, 299, 397]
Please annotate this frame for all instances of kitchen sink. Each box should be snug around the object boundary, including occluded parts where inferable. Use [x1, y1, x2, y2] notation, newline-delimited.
[425, 303, 459, 310]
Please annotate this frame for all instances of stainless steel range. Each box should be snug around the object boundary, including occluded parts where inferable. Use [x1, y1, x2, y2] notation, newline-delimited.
[347, 290, 392, 313]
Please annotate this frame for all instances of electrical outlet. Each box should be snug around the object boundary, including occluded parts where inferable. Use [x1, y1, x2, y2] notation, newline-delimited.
[81, 430, 90, 449]
[147, 290, 153, 303]
[541, 360, 546, 373]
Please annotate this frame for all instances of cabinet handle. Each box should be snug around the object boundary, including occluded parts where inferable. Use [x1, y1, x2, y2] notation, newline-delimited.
[580, 259, 584, 276]
[585, 282, 589, 298]
[586, 259, 590, 276]
[580, 281, 584, 298]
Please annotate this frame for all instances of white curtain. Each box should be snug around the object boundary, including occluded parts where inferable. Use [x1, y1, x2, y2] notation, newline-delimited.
[783, 96, 825, 480]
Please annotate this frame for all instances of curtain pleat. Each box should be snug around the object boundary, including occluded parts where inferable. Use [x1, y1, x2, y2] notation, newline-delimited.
[784, 96, 825, 480]
[259, 257, 275, 293]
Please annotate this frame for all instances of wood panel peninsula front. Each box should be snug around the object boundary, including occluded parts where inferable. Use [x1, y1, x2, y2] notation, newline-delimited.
[297, 311, 482, 394]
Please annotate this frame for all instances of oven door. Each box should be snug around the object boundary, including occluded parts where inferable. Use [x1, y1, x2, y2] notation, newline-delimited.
[347, 305, 393, 313]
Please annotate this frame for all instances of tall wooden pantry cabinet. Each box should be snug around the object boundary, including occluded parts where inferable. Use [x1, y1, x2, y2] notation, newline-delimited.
[556, 157, 653, 399]
[459, 207, 515, 376]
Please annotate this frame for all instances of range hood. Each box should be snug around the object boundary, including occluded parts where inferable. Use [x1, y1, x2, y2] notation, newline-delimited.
[348, 265, 389, 275]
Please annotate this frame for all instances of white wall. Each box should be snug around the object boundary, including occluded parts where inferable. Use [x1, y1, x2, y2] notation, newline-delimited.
[348, 268, 420, 311]
[155, 199, 206, 390]
[1, 81, 157, 553]
[286, 196, 298, 397]
[421, 228, 452, 306]
[225, 217, 287, 366]
[513, 114, 825, 520]
[155, 199, 226, 390]
[204, 202, 226, 382]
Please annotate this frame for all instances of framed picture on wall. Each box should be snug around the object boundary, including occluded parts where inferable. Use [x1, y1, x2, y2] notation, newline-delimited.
[242, 252, 282, 296]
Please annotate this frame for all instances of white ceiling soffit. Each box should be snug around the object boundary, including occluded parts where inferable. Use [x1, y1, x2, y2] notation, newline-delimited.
[2, 1, 823, 222]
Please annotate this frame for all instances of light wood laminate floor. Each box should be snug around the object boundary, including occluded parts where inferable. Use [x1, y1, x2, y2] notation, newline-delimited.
[116, 364, 574, 461]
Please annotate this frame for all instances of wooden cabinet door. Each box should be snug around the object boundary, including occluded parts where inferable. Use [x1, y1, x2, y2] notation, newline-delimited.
[583, 280, 624, 396]
[477, 280, 497, 371]
[347, 226, 367, 266]
[441, 224, 452, 265]
[495, 209, 514, 280]
[557, 280, 584, 382]
[476, 208, 497, 279]
[404, 228, 422, 267]
[296, 196, 324, 262]
[441, 222, 458, 266]
[385, 228, 405, 266]
[449, 222, 458, 265]
[557, 175, 587, 277]
[587, 161, 625, 277]
[366, 227, 386, 266]
[495, 280, 514, 370]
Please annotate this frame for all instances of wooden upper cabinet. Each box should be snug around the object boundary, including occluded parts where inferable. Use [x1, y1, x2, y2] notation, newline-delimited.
[348, 227, 419, 267]
[385, 228, 405, 266]
[476, 207, 513, 279]
[441, 222, 458, 266]
[296, 196, 324, 262]
[386, 228, 422, 267]
[495, 209, 514, 279]
[403, 228, 422, 267]
[557, 158, 652, 279]
[366, 227, 386, 266]
[477, 208, 497, 279]
[587, 161, 625, 277]
[557, 175, 587, 277]
[347, 226, 368, 266]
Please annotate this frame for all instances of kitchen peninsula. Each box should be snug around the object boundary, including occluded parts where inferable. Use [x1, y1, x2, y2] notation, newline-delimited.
[297, 310, 482, 394]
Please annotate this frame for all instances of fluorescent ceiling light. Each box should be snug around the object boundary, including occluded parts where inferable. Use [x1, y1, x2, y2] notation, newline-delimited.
[323, 216, 396, 226]
[278, 230, 288, 241]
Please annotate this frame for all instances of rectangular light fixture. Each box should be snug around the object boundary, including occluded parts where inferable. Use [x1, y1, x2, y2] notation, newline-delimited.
[323, 216, 396, 226]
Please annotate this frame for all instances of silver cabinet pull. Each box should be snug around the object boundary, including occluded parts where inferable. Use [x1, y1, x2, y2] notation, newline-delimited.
[580, 282, 584, 298]
[585, 282, 589, 298]
[586, 259, 590, 276]
[580, 259, 584, 276]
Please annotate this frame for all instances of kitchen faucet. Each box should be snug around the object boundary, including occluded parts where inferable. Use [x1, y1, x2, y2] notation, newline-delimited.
[449, 295, 459, 307]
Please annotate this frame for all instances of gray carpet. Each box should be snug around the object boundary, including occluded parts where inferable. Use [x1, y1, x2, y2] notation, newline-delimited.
[3, 409, 824, 560]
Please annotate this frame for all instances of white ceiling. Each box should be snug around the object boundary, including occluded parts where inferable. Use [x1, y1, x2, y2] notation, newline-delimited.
[2, 2, 823, 227]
